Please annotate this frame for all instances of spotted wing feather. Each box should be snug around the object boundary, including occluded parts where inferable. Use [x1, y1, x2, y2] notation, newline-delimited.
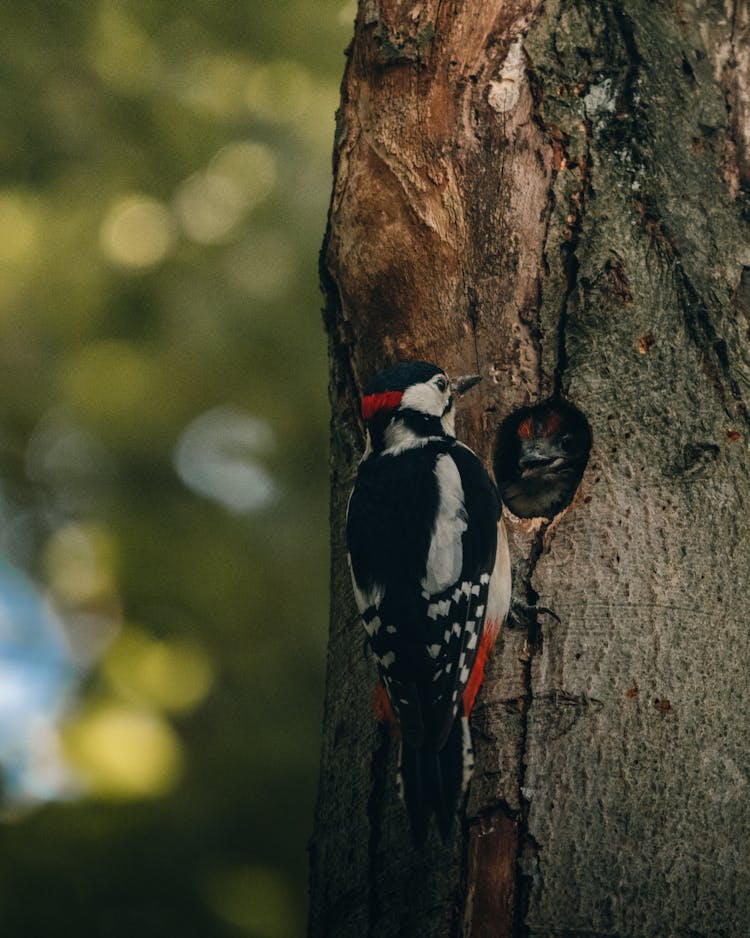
[421, 571, 492, 749]
[422, 443, 499, 745]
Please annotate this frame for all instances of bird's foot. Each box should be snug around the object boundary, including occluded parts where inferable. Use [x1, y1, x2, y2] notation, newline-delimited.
[508, 594, 560, 629]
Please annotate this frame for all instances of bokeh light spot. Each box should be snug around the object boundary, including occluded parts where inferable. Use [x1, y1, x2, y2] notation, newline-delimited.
[180, 53, 251, 117]
[0, 190, 40, 265]
[25, 408, 115, 512]
[88, 1, 160, 95]
[224, 230, 296, 301]
[43, 522, 117, 608]
[174, 172, 245, 244]
[245, 59, 313, 124]
[100, 195, 175, 269]
[202, 866, 297, 937]
[209, 141, 277, 207]
[103, 626, 214, 714]
[175, 141, 276, 244]
[62, 340, 153, 424]
[174, 406, 277, 513]
[63, 703, 183, 799]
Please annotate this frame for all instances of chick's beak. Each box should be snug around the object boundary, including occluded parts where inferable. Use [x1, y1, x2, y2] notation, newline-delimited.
[451, 374, 482, 396]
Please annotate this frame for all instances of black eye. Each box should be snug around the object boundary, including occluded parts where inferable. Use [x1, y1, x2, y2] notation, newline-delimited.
[436, 376, 447, 393]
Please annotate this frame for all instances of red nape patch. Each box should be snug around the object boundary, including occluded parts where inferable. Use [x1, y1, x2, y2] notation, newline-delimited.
[361, 390, 403, 421]
[462, 625, 500, 715]
[518, 416, 534, 440]
[372, 683, 400, 737]
[543, 410, 562, 437]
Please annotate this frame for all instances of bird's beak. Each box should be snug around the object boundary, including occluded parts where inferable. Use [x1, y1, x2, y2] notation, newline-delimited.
[451, 374, 482, 397]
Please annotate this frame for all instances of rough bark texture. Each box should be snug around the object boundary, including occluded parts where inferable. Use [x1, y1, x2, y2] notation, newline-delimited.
[310, 1, 750, 936]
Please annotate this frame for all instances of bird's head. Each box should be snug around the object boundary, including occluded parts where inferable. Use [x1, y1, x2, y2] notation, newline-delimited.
[360, 360, 481, 453]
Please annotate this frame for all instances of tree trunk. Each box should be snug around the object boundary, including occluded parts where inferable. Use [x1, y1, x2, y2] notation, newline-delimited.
[310, 2, 750, 936]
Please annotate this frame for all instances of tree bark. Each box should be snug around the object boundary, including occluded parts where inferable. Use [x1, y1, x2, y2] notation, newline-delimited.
[310, 2, 750, 936]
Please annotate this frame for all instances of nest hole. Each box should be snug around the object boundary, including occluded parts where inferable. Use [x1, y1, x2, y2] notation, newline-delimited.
[493, 399, 592, 519]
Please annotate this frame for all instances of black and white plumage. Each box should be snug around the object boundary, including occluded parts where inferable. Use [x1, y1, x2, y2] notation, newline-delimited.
[346, 360, 511, 844]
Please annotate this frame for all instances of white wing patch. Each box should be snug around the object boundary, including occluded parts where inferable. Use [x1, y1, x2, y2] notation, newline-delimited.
[347, 552, 384, 615]
[427, 598, 451, 620]
[460, 716, 474, 794]
[420, 455, 467, 595]
[486, 518, 512, 624]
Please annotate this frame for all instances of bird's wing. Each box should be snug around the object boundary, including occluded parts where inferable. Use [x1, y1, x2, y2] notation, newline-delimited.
[346, 443, 499, 750]
[421, 444, 500, 748]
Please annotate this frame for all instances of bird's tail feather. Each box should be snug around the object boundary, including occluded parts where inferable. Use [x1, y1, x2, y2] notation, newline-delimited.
[399, 741, 430, 846]
[399, 716, 473, 845]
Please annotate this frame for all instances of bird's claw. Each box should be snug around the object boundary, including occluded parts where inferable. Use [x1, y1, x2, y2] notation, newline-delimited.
[508, 596, 560, 629]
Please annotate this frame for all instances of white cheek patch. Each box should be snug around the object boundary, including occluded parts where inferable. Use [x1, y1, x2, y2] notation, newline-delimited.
[400, 380, 444, 417]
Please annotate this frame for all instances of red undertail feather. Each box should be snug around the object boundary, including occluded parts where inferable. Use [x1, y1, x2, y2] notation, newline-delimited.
[372, 682, 399, 736]
[462, 620, 501, 715]
[361, 390, 404, 421]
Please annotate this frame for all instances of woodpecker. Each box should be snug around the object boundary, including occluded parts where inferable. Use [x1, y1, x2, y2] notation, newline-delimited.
[346, 360, 511, 844]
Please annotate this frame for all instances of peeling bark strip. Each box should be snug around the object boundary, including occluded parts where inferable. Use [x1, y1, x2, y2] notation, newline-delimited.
[463, 810, 518, 938]
[311, 1, 750, 936]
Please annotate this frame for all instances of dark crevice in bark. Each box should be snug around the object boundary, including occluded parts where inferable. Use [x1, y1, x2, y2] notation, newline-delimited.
[505, 26, 594, 931]
[554, 211, 580, 398]
[605, 0, 649, 187]
[320, 233, 366, 460]
[554, 116, 593, 398]
[535, 185, 556, 395]
[628, 178, 749, 428]
[611, 1, 644, 122]
[319, 230, 338, 338]
[629, 192, 748, 428]
[467, 285, 482, 375]
[527, 60, 558, 399]
[676, 264, 749, 428]
[528, 94, 592, 399]
[514, 103, 590, 938]
[458, 816, 472, 938]
[511, 523, 549, 938]
[461, 513, 567, 936]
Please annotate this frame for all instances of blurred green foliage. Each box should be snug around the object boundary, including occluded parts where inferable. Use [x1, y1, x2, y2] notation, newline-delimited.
[0, 1, 352, 935]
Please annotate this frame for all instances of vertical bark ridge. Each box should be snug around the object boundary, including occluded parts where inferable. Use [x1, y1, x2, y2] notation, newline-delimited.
[512, 525, 549, 938]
